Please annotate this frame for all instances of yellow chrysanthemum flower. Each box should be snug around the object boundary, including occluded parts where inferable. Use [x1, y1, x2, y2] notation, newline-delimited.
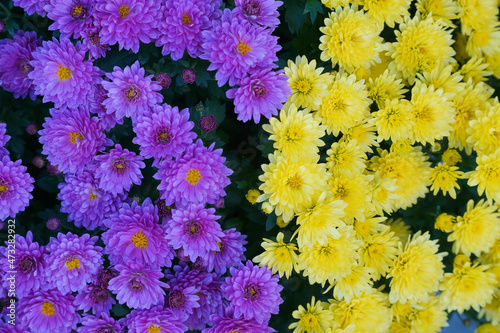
[253, 232, 300, 279]
[467, 26, 500, 58]
[299, 226, 363, 286]
[289, 296, 335, 333]
[352, 214, 388, 239]
[367, 70, 408, 109]
[385, 218, 412, 247]
[442, 148, 462, 165]
[330, 289, 392, 333]
[479, 291, 500, 327]
[416, 0, 460, 27]
[429, 162, 464, 199]
[387, 14, 455, 84]
[480, 238, 500, 265]
[467, 101, 500, 156]
[264, 103, 326, 161]
[319, 5, 384, 72]
[439, 261, 498, 313]
[415, 62, 464, 99]
[321, 0, 350, 10]
[457, 0, 499, 35]
[388, 231, 446, 304]
[408, 297, 449, 333]
[434, 212, 456, 232]
[326, 140, 367, 177]
[389, 320, 411, 333]
[295, 194, 347, 248]
[339, 118, 379, 153]
[358, 228, 401, 281]
[245, 189, 260, 204]
[332, 265, 375, 303]
[476, 322, 500, 333]
[354, 0, 411, 27]
[372, 99, 414, 142]
[285, 56, 331, 111]
[367, 51, 394, 80]
[448, 199, 500, 256]
[466, 149, 500, 204]
[328, 173, 374, 222]
[258, 152, 329, 222]
[409, 82, 456, 145]
[486, 52, 500, 79]
[317, 72, 371, 136]
[369, 173, 399, 216]
[369, 147, 432, 210]
[460, 56, 493, 83]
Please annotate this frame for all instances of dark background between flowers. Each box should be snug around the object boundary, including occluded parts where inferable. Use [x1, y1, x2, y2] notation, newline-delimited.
[0, 0, 499, 331]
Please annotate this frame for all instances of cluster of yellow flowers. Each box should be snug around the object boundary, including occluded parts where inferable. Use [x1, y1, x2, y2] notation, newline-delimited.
[251, 0, 500, 332]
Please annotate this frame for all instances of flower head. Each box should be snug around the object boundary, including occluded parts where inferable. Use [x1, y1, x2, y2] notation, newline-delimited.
[45, 0, 94, 39]
[74, 283, 116, 316]
[429, 162, 463, 198]
[466, 149, 500, 204]
[289, 296, 334, 333]
[198, 115, 217, 132]
[0, 156, 34, 220]
[13, 0, 48, 15]
[203, 308, 276, 333]
[359, 0, 411, 28]
[78, 313, 121, 333]
[125, 305, 187, 333]
[253, 232, 299, 279]
[202, 228, 247, 275]
[234, 0, 282, 29]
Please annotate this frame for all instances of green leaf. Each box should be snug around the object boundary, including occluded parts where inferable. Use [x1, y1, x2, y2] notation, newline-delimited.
[284, 0, 306, 34]
[304, 0, 324, 24]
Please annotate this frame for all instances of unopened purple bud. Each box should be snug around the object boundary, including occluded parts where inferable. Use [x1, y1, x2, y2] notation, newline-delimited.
[192, 258, 206, 271]
[155, 198, 175, 218]
[46, 217, 60, 230]
[182, 68, 196, 84]
[215, 197, 224, 209]
[156, 72, 172, 89]
[177, 248, 190, 262]
[0, 21, 5, 33]
[32, 156, 45, 168]
[198, 115, 216, 132]
[26, 123, 38, 135]
[46, 163, 61, 175]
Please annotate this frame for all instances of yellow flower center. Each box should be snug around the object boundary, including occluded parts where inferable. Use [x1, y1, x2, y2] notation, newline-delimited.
[237, 41, 251, 55]
[473, 31, 490, 47]
[148, 325, 161, 333]
[57, 64, 72, 81]
[286, 174, 302, 189]
[89, 189, 98, 200]
[182, 14, 192, 24]
[300, 313, 319, 328]
[41, 302, 55, 316]
[131, 231, 148, 248]
[72, 6, 83, 17]
[68, 132, 83, 144]
[65, 255, 80, 270]
[185, 169, 201, 185]
[368, 243, 383, 256]
[0, 183, 8, 194]
[296, 79, 311, 93]
[119, 5, 129, 18]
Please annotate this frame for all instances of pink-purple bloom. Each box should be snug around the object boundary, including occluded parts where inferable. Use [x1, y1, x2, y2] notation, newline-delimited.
[0, 156, 35, 220]
[77, 313, 122, 333]
[155, 0, 221, 60]
[89, 83, 122, 131]
[198, 115, 217, 132]
[201, 9, 280, 87]
[154, 139, 232, 207]
[39, 107, 111, 174]
[1, 231, 45, 300]
[0, 123, 10, 157]
[132, 103, 196, 160]
[101, 61, 163, 122]
[233, 0, 282, 29]
[182, 68, 197, 83]
[94, 144, 145, 194]
[108, 261, 168, 309]
[46, 217, 60, 230]
[202, 228, 247, 275]
[203, 308, 276, 333]
[166, 204, 224, 262]
[94, 0, 161, 53]
[223, 260, 283, 324]
[80, 24, 111, 60]
[44, 0, 94, 39]
[12, 0, 48, 16]
[166, 285, 201, 318]
[102, 198, 175, 268]
[227, 69, 291, 123]
[0, 30, 41, 100]
[74, 283, 116, 315]
[125, 305, 188, 333]
[156, 72, 172, 89]
[28, 37, 102, 109]
[43, 232, 103, 295]
[58, 170, 125, 230]
[18, 289, 80, 333]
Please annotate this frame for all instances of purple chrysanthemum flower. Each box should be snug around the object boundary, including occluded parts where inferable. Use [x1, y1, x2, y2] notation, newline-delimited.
[202, 308, 276, 333]
[182, 68, 197, 84]
[125, 305, 188, 333]
[155, 0, 221, 60]
[96, 267, 119, 287]
[101, 61, 163, 122]
[165, 285, 200, 318]
[0, 322, 28, 332]
[58, 170, 125, 230]
[43, 232, 103, 295]
[200, 9, 280, 87]
[166, 204, 224, 262]
[132, 103, 196, 160]
[80, 24, 111, 60]
[94, 0, 161, 53]
[89, 84, 122, 131]
[165, 263, 224, 330]
[198, 115, 217, 132]
[233, 0, 282, 29]
[0, 30, 41, 100]
[102, 198, 175, 268]
[46, 217, 60, 230]
[155, 72, 172, 89]
[108, 261, 168, 309]
[77, 313, 121, 333]
[28, 37, 102, 109]
[223, 261, 283, 324]
[154, 139, 232, 207]
[0, 156, 35, 220]
[94, 144, 145, 194]
[0, 123, 10, 157]
[202, 228, 247, 275]
[39, 107, 111, 174]
[227, 69, 291, 123]
[0, 231, 45, 300]
[44, 0, 94, 39]
[156, 198, 175, 219]
[18, 289, 79, 333]
[12, 0, 48, 16]
[74, 283, 116, 315]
